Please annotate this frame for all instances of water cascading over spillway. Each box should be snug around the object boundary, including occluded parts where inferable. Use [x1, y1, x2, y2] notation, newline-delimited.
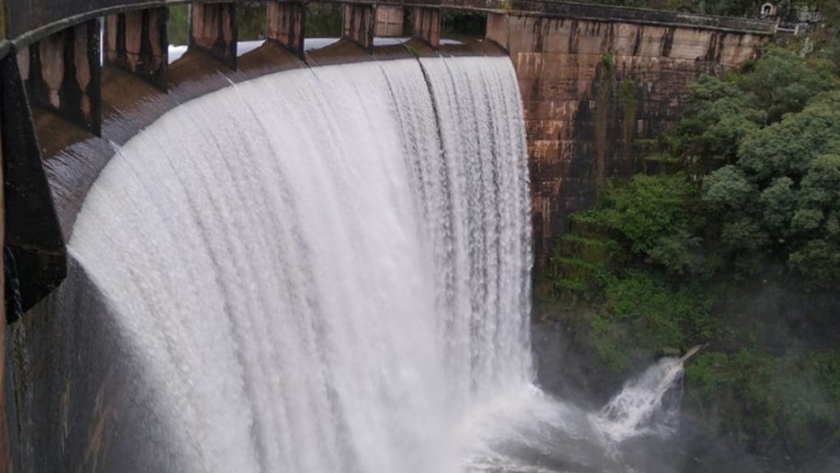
[68, 56, 533, 473]
[64, 54, 687, 473]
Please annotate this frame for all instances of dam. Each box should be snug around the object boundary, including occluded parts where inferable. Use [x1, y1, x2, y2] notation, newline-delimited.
[0, 1, 774, 471]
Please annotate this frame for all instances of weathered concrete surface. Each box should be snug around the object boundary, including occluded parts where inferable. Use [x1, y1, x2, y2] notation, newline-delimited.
[7, 261, 188, 473]
[18, 20, 101, 136]
[487, 13, 770, 266]
[375, 6, 404, 37]
[343, 4, 374, 49]
[267, 1, 306, 58]
[189, 2, 237, 70]
[413, 7, 441, 48]
[104, 8, 169, 90]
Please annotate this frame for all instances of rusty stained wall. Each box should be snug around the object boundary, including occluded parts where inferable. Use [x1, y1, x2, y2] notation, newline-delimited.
[488, 14, 769, 267]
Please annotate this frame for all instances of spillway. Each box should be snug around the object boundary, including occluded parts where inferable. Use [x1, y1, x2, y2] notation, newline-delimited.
[68, 56, 532, 472]
[13, 54, 688, 473]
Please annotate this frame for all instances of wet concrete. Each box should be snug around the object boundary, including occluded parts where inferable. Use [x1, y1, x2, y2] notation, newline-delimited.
[37, 38, 506, 243]
[7, 260, 188, 473]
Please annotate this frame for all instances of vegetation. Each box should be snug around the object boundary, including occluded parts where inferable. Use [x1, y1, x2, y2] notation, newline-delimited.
[540, 44, 840, 463]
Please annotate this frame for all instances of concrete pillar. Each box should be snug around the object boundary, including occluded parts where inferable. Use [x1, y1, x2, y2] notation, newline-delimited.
[267, 1, 306, 58]
[18, 20, 101, 135]
[374, 6, 404, 38]
[105, 8, 169, 90]
[1, 51, 66, 320]
[189, 2, 237, 69]
[412, 7, 440, 48]
[485, 12, 508, 50]
[342, 4, 374, 49]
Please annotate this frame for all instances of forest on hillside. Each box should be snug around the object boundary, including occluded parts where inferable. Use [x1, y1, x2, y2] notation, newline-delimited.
[539, 9, 840, 469]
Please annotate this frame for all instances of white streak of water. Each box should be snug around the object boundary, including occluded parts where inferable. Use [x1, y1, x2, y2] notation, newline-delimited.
[596, 357, 685, 443]
[70, 57, 531, 473]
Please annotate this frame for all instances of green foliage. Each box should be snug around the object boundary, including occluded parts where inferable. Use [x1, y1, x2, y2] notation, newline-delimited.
[737, 47, 837, 124]
[674, 47, 837, 176]
[543, 39, 840, 462]
[702, 165, 755, 213]
[550, 175, 716, 373]
[585, 174, 707, 275]
[168, 5, 189, 46]
[702, 93, 840, 287]
[403, 44, 421, 59]
[671, 49, 840, 287]
[238, 3, 267, 40]
[304, 4, 344, 37]
[685, 349, 840, 449]
[601, 51, 614, 69]
[440, 11, 487, 36]
[789, 239, 840, 290]
[738, 96, 840, 181]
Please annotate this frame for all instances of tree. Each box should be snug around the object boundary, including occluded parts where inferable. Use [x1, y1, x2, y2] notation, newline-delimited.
[585, 174, 704, 273]
[548, 32, 840, 463]
[738, 47, 837, 123]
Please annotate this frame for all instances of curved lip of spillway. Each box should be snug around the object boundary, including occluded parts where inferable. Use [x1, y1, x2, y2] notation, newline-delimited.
[40, 37, 507, 245]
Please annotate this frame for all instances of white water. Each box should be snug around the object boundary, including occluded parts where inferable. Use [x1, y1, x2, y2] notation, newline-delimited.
[69, 56, 683, 473]
[597, 358, 685, 443]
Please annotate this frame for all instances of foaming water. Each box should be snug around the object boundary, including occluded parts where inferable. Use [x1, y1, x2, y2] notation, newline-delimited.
[458, 363, 686, 472]
[70, 57, 531, 472]
[68, 56, 683, 472]
[596, 358, 685, 443]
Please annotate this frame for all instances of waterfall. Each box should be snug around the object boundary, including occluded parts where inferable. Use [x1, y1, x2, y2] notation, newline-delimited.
[596, 357, 685, 443]
[62, 53, 688, 473]
[68, 56, 532, 473]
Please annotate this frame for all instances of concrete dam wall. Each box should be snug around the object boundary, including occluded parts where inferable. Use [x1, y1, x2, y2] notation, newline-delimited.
[0, 1, 773, 471]
[486, 9, 772, 264]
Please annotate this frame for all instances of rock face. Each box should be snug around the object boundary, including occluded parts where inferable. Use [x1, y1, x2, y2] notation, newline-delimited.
[487, 13, 772, 267]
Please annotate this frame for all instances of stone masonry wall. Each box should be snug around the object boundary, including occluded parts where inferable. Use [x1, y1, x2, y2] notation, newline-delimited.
[487, 13, 770, 267]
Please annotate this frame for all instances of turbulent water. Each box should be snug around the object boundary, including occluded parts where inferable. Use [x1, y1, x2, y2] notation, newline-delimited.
[68, 56, 683, 473]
